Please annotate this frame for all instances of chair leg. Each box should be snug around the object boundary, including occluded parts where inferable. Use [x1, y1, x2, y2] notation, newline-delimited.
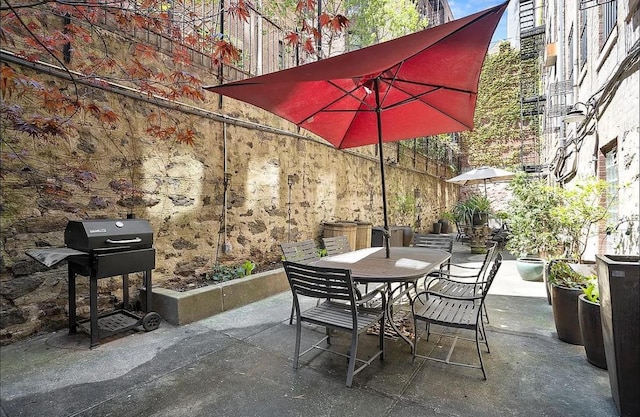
[346, 329, 358, 387]
[289, 303, 294, 325]
[293, 319, 302, 369]
[475, 326, 487, 380]
[479, 319, 490, 353]
[482, 303, 490, 324]
[379, 312, 385, 360]
[412, 317, 419, 361]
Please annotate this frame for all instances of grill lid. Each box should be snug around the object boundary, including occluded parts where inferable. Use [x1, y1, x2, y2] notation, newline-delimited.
[65, 219, 153, 252]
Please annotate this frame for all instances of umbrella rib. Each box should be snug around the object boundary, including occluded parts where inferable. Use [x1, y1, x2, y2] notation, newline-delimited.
[294, 80, 375, 125]
[376, 78, 474, 129]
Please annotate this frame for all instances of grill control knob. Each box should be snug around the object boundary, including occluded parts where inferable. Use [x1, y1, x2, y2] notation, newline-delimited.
[115, 221, 124, 228]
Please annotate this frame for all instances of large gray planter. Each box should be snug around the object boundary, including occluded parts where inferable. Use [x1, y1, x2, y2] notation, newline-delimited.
[596, 254, 640, 417]
[141, 268, 288, 325]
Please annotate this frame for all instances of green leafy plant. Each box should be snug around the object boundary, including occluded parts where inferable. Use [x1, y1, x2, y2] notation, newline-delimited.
[206, 265, 243, 283]
[318, 248, 328, 257]
[241, 260, 256, 277]
[551, 178, 609, 262]
[453, 194, 492, 225]
[548, 260, 591, 289]
[582, 279, 600, 303]
[393, 193, 416, 226]
[505, 172, 563, 258]
[440, 211, 457, 222]
[207, 260, 256, 283]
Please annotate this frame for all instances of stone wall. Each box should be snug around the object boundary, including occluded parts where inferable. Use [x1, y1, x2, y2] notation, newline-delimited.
[0, 70, 458, 345]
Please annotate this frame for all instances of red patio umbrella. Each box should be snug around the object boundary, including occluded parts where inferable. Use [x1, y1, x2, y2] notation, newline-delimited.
[205, 2, 507, 257]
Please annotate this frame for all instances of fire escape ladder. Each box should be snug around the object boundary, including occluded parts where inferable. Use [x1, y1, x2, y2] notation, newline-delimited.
[519, 0, 546, 173]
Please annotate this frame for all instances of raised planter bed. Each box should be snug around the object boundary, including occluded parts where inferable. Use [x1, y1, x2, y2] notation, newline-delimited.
[141, 268, 288, 325]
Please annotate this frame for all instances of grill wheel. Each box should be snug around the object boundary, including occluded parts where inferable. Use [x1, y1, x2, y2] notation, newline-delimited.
[142, 312, 161, 331]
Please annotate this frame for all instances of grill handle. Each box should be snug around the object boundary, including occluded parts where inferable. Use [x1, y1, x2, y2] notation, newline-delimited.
[105, 237, 142, 244]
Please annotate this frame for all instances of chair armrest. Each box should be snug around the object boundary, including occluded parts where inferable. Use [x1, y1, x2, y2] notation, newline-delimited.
[431, 273, 478, 284]
[427, 275, 480, 287]
[355, 287, 386, 306]
[432, 270, 479, 279]
[448, 263, 482, 270]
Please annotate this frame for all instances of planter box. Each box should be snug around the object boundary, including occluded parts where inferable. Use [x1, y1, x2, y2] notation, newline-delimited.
[141, 268, 288, 326]
[596, 254, 640, 417]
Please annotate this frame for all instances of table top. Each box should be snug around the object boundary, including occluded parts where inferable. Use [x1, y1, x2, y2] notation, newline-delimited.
[311, 247, 451, 283]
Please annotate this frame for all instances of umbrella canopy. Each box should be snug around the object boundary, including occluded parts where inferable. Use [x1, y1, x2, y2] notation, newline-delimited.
[205, 2, 507, 256]
[446, 166, 516, 196]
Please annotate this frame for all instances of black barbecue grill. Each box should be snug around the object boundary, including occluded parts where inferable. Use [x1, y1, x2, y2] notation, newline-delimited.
[64, 219, 160, 347]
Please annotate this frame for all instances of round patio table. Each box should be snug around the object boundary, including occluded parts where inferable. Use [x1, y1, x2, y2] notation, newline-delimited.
[312, 246, 451, 351]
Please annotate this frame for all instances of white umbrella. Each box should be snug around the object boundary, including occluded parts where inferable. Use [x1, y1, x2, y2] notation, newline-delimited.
[447, 167, 516, 196]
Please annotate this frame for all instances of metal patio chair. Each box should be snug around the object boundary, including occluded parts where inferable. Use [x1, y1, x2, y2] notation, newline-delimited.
[322, 235, 352, 255]
[411, 253, 502, 380]
[426, 242, 498, 323]
[283, 261, 386, 387]
[280, 240, 321, 324]
[412, 234, 454, 287]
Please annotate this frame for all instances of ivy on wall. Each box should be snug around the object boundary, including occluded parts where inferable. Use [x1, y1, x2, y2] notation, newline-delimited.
[461, 43, 522, 168]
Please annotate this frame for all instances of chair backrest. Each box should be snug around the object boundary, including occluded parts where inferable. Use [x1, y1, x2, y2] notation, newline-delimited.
[413, 234, 453, 253]
[283, 261, 357, 310]
[477, 242, 498, 281]
[280, 240, 320, 264]
[322, 235, 351, 255]
[480, 252, 503, 299]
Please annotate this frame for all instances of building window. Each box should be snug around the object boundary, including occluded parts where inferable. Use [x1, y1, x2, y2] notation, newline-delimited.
[579, 9, 588, 69]
[601, 0, 618, 45]
[601, 143, 618, 252]
[568, 26, 574, 84]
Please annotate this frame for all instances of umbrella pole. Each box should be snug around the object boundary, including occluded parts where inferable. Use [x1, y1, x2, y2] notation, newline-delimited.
[374, 79, 391, 258]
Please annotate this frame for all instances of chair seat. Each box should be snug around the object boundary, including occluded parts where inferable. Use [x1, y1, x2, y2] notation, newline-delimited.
[302, 301, 384, 332]
[413, 297, 480, 328]
[428, 280, 483, 299]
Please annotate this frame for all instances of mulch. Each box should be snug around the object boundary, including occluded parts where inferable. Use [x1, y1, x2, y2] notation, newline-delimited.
[366, 310, 415, 341]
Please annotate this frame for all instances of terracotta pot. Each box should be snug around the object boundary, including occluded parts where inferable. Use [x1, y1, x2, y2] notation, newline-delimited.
[551, 284, 583, 345]
[432, 222, 442, 234]
[578, 294, 607, 369]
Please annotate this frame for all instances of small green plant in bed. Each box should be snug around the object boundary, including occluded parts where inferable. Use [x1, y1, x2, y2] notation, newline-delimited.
[206, 260, 256, 283]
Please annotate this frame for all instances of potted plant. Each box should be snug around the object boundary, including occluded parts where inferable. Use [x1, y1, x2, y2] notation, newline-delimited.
[578, 278, 607, 369]
[472, 194, 492, 226]
[548, 259, 591, 345]
[438, 211, 456, 234]
[505, 173, 563, 281]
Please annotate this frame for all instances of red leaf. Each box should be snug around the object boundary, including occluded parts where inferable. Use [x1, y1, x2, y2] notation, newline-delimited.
[228, 0, 250, 22]
[303, 38, 315, 54]
[284, 32, 300, 46]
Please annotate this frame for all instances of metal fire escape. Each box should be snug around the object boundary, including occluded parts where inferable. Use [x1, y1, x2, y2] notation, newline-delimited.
[519, 0, 546, 173]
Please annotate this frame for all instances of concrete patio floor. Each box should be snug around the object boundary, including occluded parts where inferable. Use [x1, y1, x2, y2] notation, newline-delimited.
[0, 240, 618, 417]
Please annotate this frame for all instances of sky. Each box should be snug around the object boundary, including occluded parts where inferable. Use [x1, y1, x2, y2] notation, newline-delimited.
[449, 0, 509, 47]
